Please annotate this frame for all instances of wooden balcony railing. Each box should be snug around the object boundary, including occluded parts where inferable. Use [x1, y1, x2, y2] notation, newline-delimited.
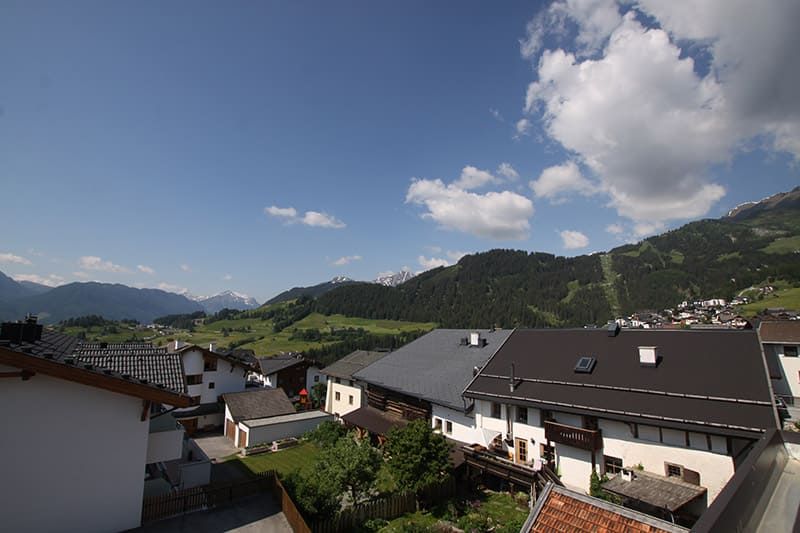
[544, 421, 603, 451]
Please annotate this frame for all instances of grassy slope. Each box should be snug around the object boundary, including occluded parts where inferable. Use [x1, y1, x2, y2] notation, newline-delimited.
[65, 310, 435, 357]
[223, 442, 320, 477]
[736, 286, 800, 315]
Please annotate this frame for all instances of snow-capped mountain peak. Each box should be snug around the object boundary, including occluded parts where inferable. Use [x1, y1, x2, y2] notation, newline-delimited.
[373, 269, 415, 287]
[197, 290, 260, 313]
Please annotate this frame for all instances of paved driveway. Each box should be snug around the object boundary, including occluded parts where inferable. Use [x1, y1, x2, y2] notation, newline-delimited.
[195, 435, 240, 460]
[135, 494, 291, 533]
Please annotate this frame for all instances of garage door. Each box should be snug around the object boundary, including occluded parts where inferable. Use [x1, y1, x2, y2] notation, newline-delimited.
[226, 419, 236, 441]
[238, 428, 247, 448]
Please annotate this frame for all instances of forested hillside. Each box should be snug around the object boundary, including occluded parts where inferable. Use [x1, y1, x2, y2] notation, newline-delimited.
[315, 188, 800, 328]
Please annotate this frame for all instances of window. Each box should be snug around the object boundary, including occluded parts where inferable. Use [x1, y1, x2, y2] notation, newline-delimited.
[445, 421, 453, 434]
[434, 418, 443, 431]
[203, 358, 217, 371]
[335, 391, 341, 401]
[314, 375, 320, 383]
[515, 406, 528, 424]
[491, 402, 502, 418]
[604, 455, 623, 475]
[517, 439, 528, 463]
[348, 380, 353, 386]
[186, 374, 203, 385]
[208, 382, 215, 389]
[785, 346, 798, 357]
[665, 462, 683, 478]
[335, 377, 341, 384]
[540, 443, 554, 465]
[348, 395, 354, 405]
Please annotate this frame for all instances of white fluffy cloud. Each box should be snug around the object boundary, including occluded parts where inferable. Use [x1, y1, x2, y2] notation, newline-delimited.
[531, 161, 597, 202]
[0, 252, 32, 265]
[559, 230, 590, 249]
[265, 205, 346, 229]
[137, 264, 155, 275]
[157, 282, 190, 295]
[521, 1, 800, 232]
[453, 166, 499, 190]
[332, 255, 362, 266]
[515, 118, 532, 137]
[605, 223, 624, 235]
[418, 256, 451, 271]
[13, 273, 65, 287]
[79, 256, 128, 273]
[406, 169, 534, 240]
[497, 163, 520, 180]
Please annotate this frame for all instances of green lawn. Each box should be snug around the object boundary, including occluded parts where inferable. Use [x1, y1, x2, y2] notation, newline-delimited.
[222, 442, 321, 477]
[762, 235, 800, 254]
[378, 491, 528, 533]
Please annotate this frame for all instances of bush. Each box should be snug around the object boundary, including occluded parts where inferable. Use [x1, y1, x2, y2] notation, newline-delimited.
[305, 420, 346, 448]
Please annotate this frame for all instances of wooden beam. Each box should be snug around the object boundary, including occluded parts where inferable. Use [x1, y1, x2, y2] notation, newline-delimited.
[0, 370, 35, 380]
[141, 400, 152, 422]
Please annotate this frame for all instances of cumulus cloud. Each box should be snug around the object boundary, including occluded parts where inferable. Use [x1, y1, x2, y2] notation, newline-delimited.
[79, 256, 128, 273]
[0, 252, 32, 265]
[406, 170, 534, 240]
[531, 161, 597, 202]
[520, 1, 800, 229]
[137, 264, 155, 275]
[13, 273, 65, 287]
[489, 108, 504, 122]
[332, 255, 362, 266]
[265, 205, 346, 229]
[453, 166, 499, 190]
[180, 264, 191, 272]
[605, 223, 624, 235]
[157, 282, 190, 295]
[559, 230, 590, 249]
[418, 256, 451, 271]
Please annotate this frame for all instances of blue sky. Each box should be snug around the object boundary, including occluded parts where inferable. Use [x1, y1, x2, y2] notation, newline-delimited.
[1, 1, 798, 302]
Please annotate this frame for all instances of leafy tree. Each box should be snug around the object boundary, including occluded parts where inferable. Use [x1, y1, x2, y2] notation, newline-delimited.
[283, 470, 340, 521]
[589, 471, 620, 504]
[310, 382, 327, 409]
[317, 436, 382, 503]
[385, 419, 452, 493]
[305, 419, 345, 448]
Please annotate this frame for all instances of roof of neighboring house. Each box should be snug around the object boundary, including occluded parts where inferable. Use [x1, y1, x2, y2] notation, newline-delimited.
[171, 343, 258, 371]
[74, 342, 168, 356]
[602, 470, 707, 513]
[0, 324, 193, 407]
[173, 402, 222, 418]
[522, 484, 687, 533]
[341, 405, 409, 436]
[322, 350, 387, 380]
[759, 320, 800, 344]
[223, 388, 295, 422]
[73, 353, 186, 393]
[353, 329, 513, 410]
[243, 409, 332, 428]
[257, 354, 309, 375]
[464, 329, 776, 437]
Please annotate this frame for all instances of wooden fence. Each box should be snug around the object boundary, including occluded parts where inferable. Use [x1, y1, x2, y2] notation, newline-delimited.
[274, 476, 312, 533]
[141, 471, 276, 524]
[310, 476, 458, 533]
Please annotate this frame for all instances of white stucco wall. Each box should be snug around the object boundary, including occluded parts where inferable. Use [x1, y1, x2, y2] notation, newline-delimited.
[243, 413, 334, 447]
[306, 366, 327, 391]
[768, 343, 800, 400]
[146, 426, 184, 464]
[325, 381, 363, 416]
[473, 400, 736, 503]
[0, 364, 149, 533]
[431, 404, 482, 444]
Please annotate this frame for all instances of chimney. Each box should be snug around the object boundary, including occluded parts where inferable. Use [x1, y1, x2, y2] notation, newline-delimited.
[470, 332, 480, 346]
[621, 468, 634, 482]
[638, 346, 658, 367]
[509, 363, 516, 392]
[209, 342, 217, 353]
[173, 340, 186, 351]
[473, 366, 480, 377]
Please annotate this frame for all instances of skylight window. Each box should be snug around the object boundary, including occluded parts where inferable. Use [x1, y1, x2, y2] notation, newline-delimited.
[574, 356, 596, 374]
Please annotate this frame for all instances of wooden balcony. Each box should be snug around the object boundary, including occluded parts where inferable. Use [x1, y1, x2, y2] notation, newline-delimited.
[544, 421, 603, 451]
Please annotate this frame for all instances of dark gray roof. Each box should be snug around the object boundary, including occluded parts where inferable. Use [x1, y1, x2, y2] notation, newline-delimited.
[353, 329, 513, 410]
[74, 353, 186, 393]
[173, 402, 222, 418]
[465, 329, 777, 436]
[258, 354, 307, 375]
[602, 470, 706, 513]
[223, 388, 295, 422]
[74, 342, 168, 356]
[322, 350, 387, 380]
[0, 325, 192, 401]
[341, 405, 408, 436]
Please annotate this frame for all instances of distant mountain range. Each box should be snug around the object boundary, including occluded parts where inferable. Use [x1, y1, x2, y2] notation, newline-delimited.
[265, 276, 359, 305]
[195, 290, 259, 313]
[373, 270, 415, 287]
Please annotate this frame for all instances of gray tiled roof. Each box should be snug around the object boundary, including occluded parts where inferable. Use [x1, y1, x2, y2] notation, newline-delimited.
[74, 342, 168, 356]
[223, 388, 295, 422]
[258, 354, 307, 375]
[322, 350, 387, 379]
[74, 353, 186, 393]
[353, 329, 513, 410]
